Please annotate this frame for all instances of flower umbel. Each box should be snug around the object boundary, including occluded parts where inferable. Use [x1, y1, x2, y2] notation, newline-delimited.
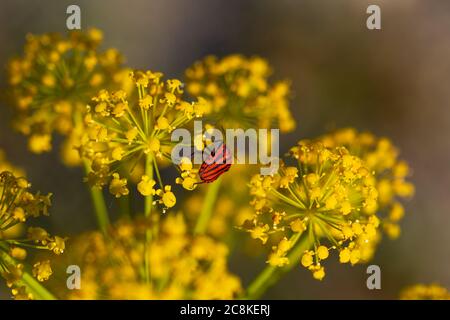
[47, 214, 242, 299]
[244, 141, 379, 280]
[317, 128, 414, 240]
[0, 171, 65, 299]
[7, 28, 128, 165]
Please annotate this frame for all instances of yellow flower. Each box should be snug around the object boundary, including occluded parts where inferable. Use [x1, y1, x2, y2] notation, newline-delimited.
[317, 246, 329, 260]
[139, 95, 153, 109]
[156, 116, 170, 130]
[181, 165, 258, 249]
[311, 266, 325, 281]
[339, 248, 351, 263]
[0, 149, 25, 176]
[10, 247, 27, 260]
[181, 176, 198, 191]
[301, 251, 314, 267]
[49, 236, 66, 255]
[175, 156, 202, 191]
[148, 137, 161, 153]
[60, 128, 83, 166]
[11, 286, 33, 300]
[179, 157, 193, 171]
[28, 134, 52, 153]
[185, 54, 295, 131]
[12, 207, 26, 222]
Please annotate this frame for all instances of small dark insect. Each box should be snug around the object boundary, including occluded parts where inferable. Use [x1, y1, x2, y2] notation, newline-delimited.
[198, 141, 232, 184]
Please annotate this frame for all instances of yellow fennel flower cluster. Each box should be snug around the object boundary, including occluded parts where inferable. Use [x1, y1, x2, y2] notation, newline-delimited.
[185, 54, 295, 131]
[245, 141, 380, 280]
[7, 28, 128, 164]
[0, 171, 65, 299]
[184, 165, 255, 239]
[48, 214, 241, 299]
[400, 284, 450, 300]
[79, 71, 206, 207]
[318, 128, 414, 239]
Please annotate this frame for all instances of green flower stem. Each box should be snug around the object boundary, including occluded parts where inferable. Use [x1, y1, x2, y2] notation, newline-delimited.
[89, 187, 110, 233]
[0, 249, 56, 300]
[144, 154, 154, 284]
[244, 234, 311, 299]
[118, 194, 131, 218]
[194, 178, 222, 235]
[83, 161, 110, 233]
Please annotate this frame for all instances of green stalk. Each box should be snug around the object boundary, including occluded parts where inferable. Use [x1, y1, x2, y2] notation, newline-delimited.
[194, 178, 222, 235]
[244, 234, 311, 299]
[83, 161, 109, 233]
[144, 154, 153, 283]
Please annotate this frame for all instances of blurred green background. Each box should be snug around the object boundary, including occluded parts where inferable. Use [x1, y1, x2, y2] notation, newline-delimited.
[0, 0, 449, 299]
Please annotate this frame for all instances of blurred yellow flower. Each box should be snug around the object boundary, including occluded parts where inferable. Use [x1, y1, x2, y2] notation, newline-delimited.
[182, 165, 256, 242]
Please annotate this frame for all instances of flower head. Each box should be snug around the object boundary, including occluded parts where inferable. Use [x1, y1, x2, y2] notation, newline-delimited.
[79, 71, 203, 209]
[7, 28, 129, 164]
[185, 55, 295, 131]
[47, 214, 241, 299]
[243, 141, 379, 279]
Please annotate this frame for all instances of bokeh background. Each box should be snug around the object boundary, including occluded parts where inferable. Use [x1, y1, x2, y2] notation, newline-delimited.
[1, 0, 449, 299]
